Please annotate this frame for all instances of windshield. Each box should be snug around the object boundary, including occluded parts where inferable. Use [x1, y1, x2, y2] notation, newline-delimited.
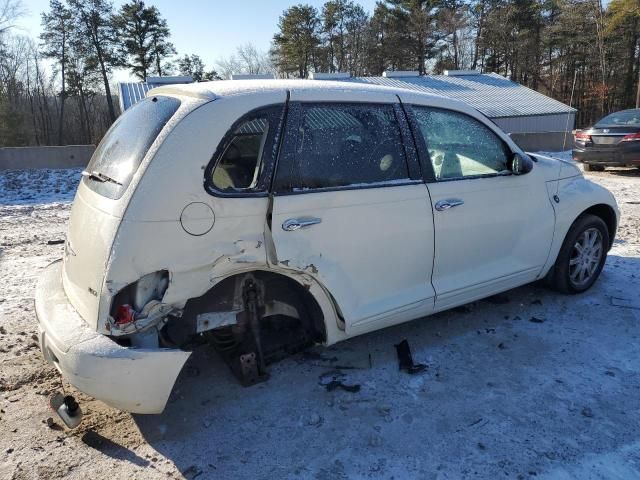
[83, 95, 181, 199]
[595, 110, 640, 127]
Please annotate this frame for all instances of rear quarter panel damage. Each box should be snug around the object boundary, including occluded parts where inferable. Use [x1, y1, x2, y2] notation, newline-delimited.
[101, 91, 345, 343]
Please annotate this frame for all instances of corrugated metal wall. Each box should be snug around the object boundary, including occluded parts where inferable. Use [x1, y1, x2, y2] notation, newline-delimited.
[492, 112, 575, 134]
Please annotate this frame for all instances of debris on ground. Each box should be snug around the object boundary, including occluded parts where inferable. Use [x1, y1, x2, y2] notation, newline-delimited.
[529, 316, 545, 323]
[318, 369, 360, 392]
[582, 407, 594, 418]
[325, 380, 360, 393]
[306, 413, 323, 426]
[46, 239, 65, 245]
[394, 340, 427, 374]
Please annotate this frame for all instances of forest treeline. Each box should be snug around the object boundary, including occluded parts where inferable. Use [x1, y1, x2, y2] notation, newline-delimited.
[1, 0, 639, 148]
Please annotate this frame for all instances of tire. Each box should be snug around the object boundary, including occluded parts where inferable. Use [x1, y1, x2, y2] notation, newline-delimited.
[546, 214, 609, 294]
[583, 164, 604, 172]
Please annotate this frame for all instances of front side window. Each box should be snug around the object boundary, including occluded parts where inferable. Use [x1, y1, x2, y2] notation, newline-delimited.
[413, 107, 510, 180]
[207, 105, 283, 194]
[277, 103, 409, 192]
[83, 96, 181, 199]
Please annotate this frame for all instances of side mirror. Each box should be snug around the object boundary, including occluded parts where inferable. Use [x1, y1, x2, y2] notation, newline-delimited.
[510, 152, 534, 175]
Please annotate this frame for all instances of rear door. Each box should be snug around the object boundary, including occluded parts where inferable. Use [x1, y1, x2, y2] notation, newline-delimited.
[269, 96, 436, 334]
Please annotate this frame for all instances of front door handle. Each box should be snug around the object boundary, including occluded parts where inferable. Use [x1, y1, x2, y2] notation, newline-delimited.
[282, 217, 322, 231]
[435, 198, 464, 211]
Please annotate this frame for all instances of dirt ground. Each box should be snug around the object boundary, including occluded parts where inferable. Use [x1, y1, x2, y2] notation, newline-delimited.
[0, 163, 639, 480]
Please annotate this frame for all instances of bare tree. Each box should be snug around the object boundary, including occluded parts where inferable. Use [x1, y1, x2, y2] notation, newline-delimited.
[0, 0, 25, 36]
[216, 43, 273, 79]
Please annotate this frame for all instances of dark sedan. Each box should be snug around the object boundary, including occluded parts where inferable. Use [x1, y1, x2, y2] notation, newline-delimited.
[573, 109, 640, 171]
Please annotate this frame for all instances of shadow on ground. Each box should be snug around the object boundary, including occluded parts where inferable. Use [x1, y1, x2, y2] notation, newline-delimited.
[117, 254, 640, 479]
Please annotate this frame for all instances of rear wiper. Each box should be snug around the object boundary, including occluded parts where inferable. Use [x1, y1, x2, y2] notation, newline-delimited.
[81, 170, 122, 186]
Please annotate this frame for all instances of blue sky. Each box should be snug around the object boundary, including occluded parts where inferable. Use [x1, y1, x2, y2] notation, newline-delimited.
[19, 0, 379, 81]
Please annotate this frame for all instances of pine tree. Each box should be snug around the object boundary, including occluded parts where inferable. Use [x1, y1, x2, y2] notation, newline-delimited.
[114, 0, 175, 80]
[67, 0, 120, 121]
[272, 4, 322, 78]
[40, 0, 73, 145]
[178, 54, 220, 81]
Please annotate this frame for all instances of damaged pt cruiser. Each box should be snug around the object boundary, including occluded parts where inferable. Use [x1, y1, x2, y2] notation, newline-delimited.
[35, 80, 619, 414]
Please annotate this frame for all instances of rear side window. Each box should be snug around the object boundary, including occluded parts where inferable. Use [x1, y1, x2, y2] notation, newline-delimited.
[276, 103, 409, 192]
[206, 105, 284, 194]
[83, 96, 181, 199]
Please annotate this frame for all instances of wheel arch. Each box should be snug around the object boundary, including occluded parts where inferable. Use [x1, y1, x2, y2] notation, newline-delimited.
[580, 203, 617, 249]
[175, 267, 347, 346]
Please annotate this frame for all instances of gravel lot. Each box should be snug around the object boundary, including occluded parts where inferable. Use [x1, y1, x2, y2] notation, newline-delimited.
[0, 160, 639, 480]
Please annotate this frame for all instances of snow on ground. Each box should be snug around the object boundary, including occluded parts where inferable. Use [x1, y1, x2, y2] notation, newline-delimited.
[0, 160, 639, 479]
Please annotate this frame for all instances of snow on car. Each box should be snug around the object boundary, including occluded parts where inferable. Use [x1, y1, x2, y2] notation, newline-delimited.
[34, 80, 619, 415]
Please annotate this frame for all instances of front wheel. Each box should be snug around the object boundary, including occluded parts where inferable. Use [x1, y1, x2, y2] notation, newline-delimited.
[546, 214, 609, 294]
[583, 164, 605, 172]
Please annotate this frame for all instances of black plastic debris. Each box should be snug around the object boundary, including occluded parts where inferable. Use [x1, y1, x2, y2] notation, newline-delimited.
[394, 340, 427, 374]
[325, 380, 361, 393]
[318, 369, 360, 393]
[47, 239, 65, 245]
[529, 316, 545, 323]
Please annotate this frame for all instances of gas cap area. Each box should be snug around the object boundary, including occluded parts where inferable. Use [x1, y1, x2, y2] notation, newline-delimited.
[180, 202, 215, 236]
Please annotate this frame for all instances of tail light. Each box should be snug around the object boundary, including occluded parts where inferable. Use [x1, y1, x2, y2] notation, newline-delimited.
[115, 304, 135, 325]
[110, 270, 169, 328]
[575, 131, 591, 142]
[621, 132, 640, 142]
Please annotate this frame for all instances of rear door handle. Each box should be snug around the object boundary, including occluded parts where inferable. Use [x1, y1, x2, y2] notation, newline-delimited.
[282, 217, 322, 231]
[435, 198, 464, 211]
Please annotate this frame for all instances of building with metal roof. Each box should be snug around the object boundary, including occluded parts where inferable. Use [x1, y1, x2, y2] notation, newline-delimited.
[118, 71, 575, 151]
[117, 76, 193, 113]
[339, 70, 576, 151]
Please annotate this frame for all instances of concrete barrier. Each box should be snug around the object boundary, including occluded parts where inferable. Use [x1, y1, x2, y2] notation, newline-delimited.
[0, 145, 95, 171]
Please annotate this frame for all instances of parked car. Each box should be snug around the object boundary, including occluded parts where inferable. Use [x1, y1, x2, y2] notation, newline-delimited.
[35, 80, 619, 414]
[573, 108, 640, 171]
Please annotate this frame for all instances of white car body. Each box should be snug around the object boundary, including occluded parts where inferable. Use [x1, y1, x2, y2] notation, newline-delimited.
[35, 80, 619, 413]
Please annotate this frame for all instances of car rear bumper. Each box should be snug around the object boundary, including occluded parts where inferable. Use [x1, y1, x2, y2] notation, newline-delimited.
[35, 260, 190, 414]
[573, 145, 640, 166]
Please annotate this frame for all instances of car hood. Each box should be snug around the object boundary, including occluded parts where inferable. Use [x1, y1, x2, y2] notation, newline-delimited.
[528, 152, 582, 181]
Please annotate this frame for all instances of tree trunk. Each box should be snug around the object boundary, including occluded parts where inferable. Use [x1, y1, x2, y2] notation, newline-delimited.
[58, 33, 66, 146]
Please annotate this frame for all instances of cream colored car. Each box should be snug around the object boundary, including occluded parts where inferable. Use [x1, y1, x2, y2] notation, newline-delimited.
[35, 80, 619, 413]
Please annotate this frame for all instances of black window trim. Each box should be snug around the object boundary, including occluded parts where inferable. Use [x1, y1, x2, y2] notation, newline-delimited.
[272, 100, 422, 197]
[405, 104, 516, 183]
[204, 102, 287, 198]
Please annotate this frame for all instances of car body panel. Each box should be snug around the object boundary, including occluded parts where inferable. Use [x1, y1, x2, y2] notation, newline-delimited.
[270, 184, 436, 335]
[37, 261, 190, 414]
[98, 93, 286, 334]
[426, 170, 556, 310]
[539, 175, 619, 277]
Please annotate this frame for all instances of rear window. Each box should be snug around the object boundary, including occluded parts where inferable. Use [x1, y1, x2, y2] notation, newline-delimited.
[82, 96, 181, 199]
[596, 110, 640, 127]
